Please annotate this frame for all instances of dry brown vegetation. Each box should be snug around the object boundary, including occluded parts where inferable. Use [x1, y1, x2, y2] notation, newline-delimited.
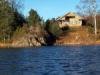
[55, 26, 100, 45]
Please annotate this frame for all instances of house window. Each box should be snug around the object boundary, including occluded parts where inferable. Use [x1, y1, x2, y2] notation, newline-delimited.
[75, 21, 77, 24]
[65, 17, 69, 22]
[73, 21, 75, 24]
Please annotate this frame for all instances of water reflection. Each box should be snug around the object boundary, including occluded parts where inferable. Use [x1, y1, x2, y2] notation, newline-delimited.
[0, 46, 100, 75]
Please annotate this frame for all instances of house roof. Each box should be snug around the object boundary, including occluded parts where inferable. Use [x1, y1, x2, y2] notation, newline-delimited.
[57, 12, 83, 20]
[65, 12, 76, 17]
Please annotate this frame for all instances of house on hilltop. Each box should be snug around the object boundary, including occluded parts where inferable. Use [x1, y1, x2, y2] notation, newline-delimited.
[57, 12, 83, 28]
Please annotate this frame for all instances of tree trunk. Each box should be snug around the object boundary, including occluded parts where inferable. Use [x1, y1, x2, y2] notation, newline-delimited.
[94, 13, 97, 35]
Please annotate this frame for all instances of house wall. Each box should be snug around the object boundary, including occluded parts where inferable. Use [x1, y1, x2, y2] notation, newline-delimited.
[58, 16, 82, 28]
[68, 17, 82, 27]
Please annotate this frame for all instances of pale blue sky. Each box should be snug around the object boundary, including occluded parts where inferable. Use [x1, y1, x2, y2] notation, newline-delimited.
[23, 0, 80, 20]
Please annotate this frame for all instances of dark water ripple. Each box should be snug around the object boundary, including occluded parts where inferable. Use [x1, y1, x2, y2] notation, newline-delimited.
[0, 46, 100, 75]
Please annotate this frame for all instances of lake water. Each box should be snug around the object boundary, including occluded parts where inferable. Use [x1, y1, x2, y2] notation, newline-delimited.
[0, 46, 100, 75]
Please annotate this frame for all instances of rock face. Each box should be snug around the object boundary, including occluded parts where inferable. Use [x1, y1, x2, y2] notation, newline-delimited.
[12, 34, 45, 47]
[12, 26, 46, 47]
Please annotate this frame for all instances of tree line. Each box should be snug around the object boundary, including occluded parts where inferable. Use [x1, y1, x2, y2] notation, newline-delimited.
[77, 0, 100, 35]
[0, 0, 25, 42]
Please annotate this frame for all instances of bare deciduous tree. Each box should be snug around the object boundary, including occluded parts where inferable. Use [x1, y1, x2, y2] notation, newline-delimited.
[77, 0, 99, 35]
[8, 0, 23, 12]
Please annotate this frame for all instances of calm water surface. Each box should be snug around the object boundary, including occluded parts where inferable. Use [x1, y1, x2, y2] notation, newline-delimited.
[0, 46, 100, 75]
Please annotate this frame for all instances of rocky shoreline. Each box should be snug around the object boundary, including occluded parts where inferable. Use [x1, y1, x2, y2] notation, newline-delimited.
[0, 41, 100, 48]
[55, 42, 100, 46]
[0, 34, 46, 48]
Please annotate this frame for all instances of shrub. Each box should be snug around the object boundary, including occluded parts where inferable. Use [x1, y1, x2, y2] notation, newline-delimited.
[45, 19, 62, 38]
